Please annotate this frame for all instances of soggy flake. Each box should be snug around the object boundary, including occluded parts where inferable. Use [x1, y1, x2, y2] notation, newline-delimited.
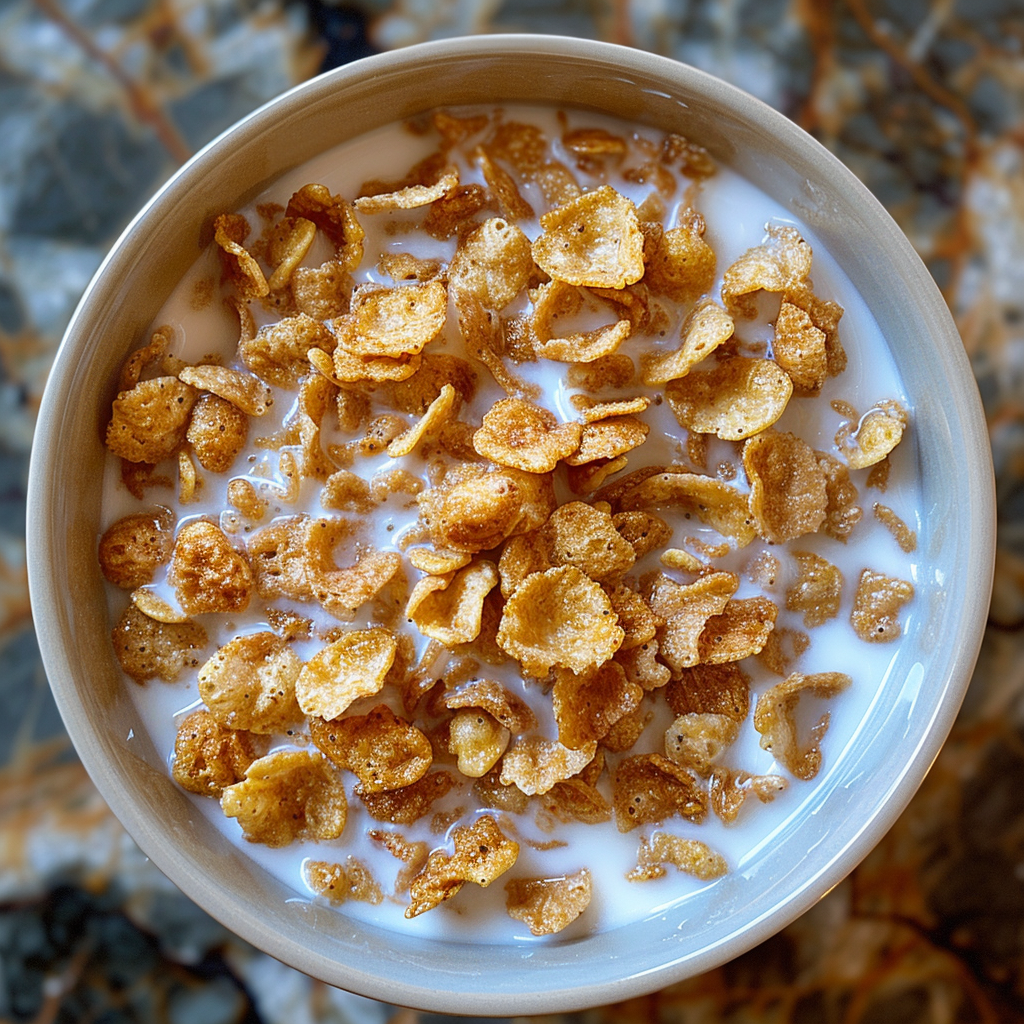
[214, 213, 268, 299]
[841, 400, 909, 469]
[118, 326, 171, 392]
[358, 770, 459, 825]
[756, 626, 812, 676]
[377, 251, 443, 283]
[382, 353, 477, 416]
[247, 515, 314, 601]
[500, 736, 597, 796]
[553, 661, 642, 750]
[641, 300, 734, 386]
[186, 393, 248, 473]
[106, 376, 197, 463]
[567, 354, 635, 392]
[773, 299, 827, 395]
[241, 314, 335, 388]
[697, 596, 778, 664]
[851, 569, 914, 642]
[873, 503, 917, 552]
[368, 829, 430, 894]
[406, 560, 499, 645]
[423, 183, 491, 239]
[664, 712, 739, 776]
[786, 551, 844, 628]
[665, 662, 750, 721]
[709, 767, 787, 824]
[721, 225, 813, 319]
[265, 216, 317, 293]
[295, 628, 398, 720]
[98, 507, 175, 589]
[475, 146, 534, 221]
[321, 470, 375, 513]
[334, 280, 447, 359]
[171, 709, 257, 798]
[505, 869, 592, 935]
[306, 858, 383, 906]
[407, 546, 470, 575]
[474, 766, 531, 814]
[817, 451, 862, 541]
[168, 520, 252, 615]
[444, 679, 537, 733]
[613, 753, 707, 832]
[612, 510, 674, 559]
[626, 832, 727, 882]
[744, 430, 828, 543]
[111, 604, 206, 683]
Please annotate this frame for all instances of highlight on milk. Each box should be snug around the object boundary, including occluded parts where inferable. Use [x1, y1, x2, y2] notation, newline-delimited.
[97, 104, 919, 942]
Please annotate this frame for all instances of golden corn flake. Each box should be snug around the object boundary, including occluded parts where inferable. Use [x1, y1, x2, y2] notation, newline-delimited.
[285, 183, 365, 272]
[615, 640, 671, 693]
[497, 565, 625, 678]
[448, 708, 510, 778]
[474, 767, 531, 814]
[306, 857, 383, 906]
[721, 225, 813, 319]
[571, 394, 651, 423]
[449, 217, 534, 311]
[785, 550, 844, 628]
[221, 749, 348, 847]
[606, 583, 659, 650]
[753, 671, 852, 780]
[186, 393, 248, 472]
[567, 353, 635, 391]
[475, 146, 534, 221]
[119, 325, 171, 392]
[613, 753, 707, 833]
[213, 213, 269, 299]
[295, 628, 398, 720]
[626, 832, 727, 882]
[641, 300, 734, 386]
[321, 469, 375, 513]
[329, 346, 422, 384]
[532, 185, 644, 289]
[247, 515, 314, 601]
[552, 661, 643, 750]
[178, 364, 274, 417]
[643, 211, 717, 304]
[697, 595, 778, 664]
[98, 507, 175, 590]
[291, 260, 353, 320]
[386, 383, 457, 459]
[743, 430, 828, 543]
[197, 631, 303, 734]
[368, 828, 429, 894]
[472, 398, 582, 473]
[817, 451, 863, 541]
[171, 709, 258, 798]
[334, 280, 447, 359]
[505, 869, 592, 935]
[539, 777, 611, 825]
[353, 165, 459, 213]
[357, 770, 459, 825]
[564, 417, 649, 466]
[499, 736, 597, 796]
[851, 569, 914, 642]
[265, 215, 317, 293]
[664, 712, 739, 776]
[612, 510, 674, 559]
[310, 703, 432, 794]
[665, 662, 750, 721]
[111, 604, 206, 683]
[774, 299, 827, 395]
[168, 520, 253, 615]
[709, 767, 787, 824]
[540, 501, 636, 581]
[444, 679, 538, 733]
[106, 376, 197, 464]
[842, 400, 909, 469]
[382, 353, 477, 416]
[665, 356, 793, 441]
[873, 503, 917, 553]
[756, 625, 811, 677]
[240, 314, 335, 389]
[406, 815, 519, 918]
[406, 560, 499, 645]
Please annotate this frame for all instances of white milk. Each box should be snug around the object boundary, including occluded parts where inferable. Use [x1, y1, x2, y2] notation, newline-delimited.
[102, 105, 919, 944]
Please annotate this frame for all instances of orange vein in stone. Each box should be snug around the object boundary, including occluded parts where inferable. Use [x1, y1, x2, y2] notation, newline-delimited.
[32, 0, 192, 166]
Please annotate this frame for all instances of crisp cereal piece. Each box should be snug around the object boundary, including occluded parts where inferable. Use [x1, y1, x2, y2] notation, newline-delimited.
[105, 376, 197, 463]
[265, 215, 317, 292]
[387, 384, 457, 457]
[496, 565, 625, 678]
[353, 165, 459, 213]
[487, 121, 547, 174]
[605, 583, 659, 650]
[418, 465, 556, 554]
[505, 869, 592, 935]
[534, 316, 633, 365]
[665, 663, 750, 721]
[168, 520, 252, 615]
[664, 712, 739, 776]
[305, 857, 383, 906]
[786, 550, 844, 628]
[240, 314, 335, 389]
[564, 417, 649, 467]
[178, 365, 274, 417]
[311, 546, 403, 621]
[472, 399, 582, 473]
[321, 470, 375, 513]
[498, 533, 553, 599]
[453, 289, 535, 397]
[612, 510, 674, 559]
[474, 767, 531, 813]
[171, 710, 258, 797]
[564, 126, 627, 159]
[665, 356, 793, 441]
[370, 468, 424, 504]
[626, 832, 727, 882]
[618, 471, 756, 547]
[566, 456, 630, 496]
[443, 679, 538, 733]
[449, 217, 534, 311]
[552, 662, 643, 750]
[756, 626, 811, 676]
[613, 753, 707, 832]
[247, 515, 313, 600]
[816, 451, 862, 541]
[743, 430, 828, 543]
[873, 503, 917, 552]
[310, 703, 432, 793]
[111, 604, 206, 683]
[851, 569, 914, 642]
[213, 213, 269, 298]
[786, 283, 846, 376]
[499, 736, 597, 796]
[98, 507, 175, 589]
[448, 708, 511, 778]
[131, 586, 187, 623]
[118, 325, 171, 392]
[842, 400, 909, 469]
[754, 671, 852, 779]
[357, 770, 459, 824]
[423, 183, 491, 239]
[614, 641, 671, 693]
[697, 596, 778, 664]
[570, 394, 651, 423]
[377, 251, 442, 282]
[532, 185, 644, 289]
[383, 353, 477, 416]
[721, 225, 813, 319]
[221, 749, 348, 847]
[186, 393, 248, 472]
[660, 548, 704, 573]
[295, 628, 398, 720]
[334, 280, 447, 361]
[540, 501, 636, 581]
[773, 299, 827, 395]
[475, 146, 534, 221]
[643, 571, 738, 673]
[406, 560, 500, 645]
[709, 767, 787, 824]
[406, 815, 519, 918]
[567, 354, 635, 391]
[407, 546, 470, 575]
[643, 211, 717, 304]
[197, 631, 303, 734]
[285, 183, 365, 272]
[640, 300, 734, 386]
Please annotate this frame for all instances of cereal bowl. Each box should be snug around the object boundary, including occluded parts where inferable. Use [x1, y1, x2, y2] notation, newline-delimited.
[27, 35, 994, 1015]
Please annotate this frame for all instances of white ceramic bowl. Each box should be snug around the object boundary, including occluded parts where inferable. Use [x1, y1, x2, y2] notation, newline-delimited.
[27, 35, 994, 1015]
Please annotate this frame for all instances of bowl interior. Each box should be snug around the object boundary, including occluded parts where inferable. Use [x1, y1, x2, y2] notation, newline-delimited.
[27, 35, 994, 1015]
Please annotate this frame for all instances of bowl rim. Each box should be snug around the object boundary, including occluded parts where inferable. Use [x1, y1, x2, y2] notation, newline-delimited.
[27, 32, 995, 1015]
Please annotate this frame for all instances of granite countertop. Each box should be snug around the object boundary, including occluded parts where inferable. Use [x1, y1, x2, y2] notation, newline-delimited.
[2, 0, 1022, 1021]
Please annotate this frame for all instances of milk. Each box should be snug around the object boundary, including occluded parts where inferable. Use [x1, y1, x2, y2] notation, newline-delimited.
[101, 105, 919, 943]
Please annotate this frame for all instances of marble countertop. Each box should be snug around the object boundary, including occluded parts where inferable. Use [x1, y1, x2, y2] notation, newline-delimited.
[2, 0, 1022, 1020]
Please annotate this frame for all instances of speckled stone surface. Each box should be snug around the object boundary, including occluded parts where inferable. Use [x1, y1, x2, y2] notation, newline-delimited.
[2, 1, 1022, 1020]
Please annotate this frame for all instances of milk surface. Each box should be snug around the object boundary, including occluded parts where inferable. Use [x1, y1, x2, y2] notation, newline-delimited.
[102, 105, 920, 943]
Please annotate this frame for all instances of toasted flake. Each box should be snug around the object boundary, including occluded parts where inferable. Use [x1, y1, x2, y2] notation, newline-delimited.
[368, 829, 429, 893]
[851, 569, 914, 642]
[532, 185, 644, 289]
[448, 708, 511, 778]
[541, 501, 636, 581]
[171, 709, 257, 797]
[566, 456, 630, 495]
[571, 394, 651, 423]
[111, 604, 206, 683]
[499, 736, 597, 796]
[306, 858, 383, 905]
[247, 515, 313, 600]
[353, 165, 458, 213]
[665, 662, 750, 721]
[105, 376, 197, 463]
[241, 314, 335, 389]
[118, 325, 171, 392]
[626, 833, 727, 882]
[265, 216, 317, 293]
[377, 251, 442, 282]
[221, 749, 347, 847]
[756, 626, 812, 676]
[291, 260, 353, 320]
[660, 548, 704, 573]
[774, 300, 828, 394]
[98, 507, 175, 589]
[168, 520, 252, 615]
[644, 212, 717, 304]
[786, 551, 844, 628]
[473, 399, 582, 473]
[197, 631, 303, 734]
[666, 356, 792, 440]
[641, 300, 734, 386]
[310, 704, 432, 793]
[564, 417, 649, 466]
[754, 671, 852, 779]
[214, 213, 269, 298]
[130, 586, 187, 623]
[381, 353, 477, 415]
[497, 565, 625, 677]
[613, 753, 707, 832]
[614, 641, 671, 693]
[553, 662, 643, 750]
[567, 354, 635, 391]
[612, 510, 674, 559]
[406, 560, 499, 645]
[449, 217, 534, 310]
[709, 767, 788, 824]
[321, 470, 375, 513]
[505, 869, 592, 935]
[442, 682, 534, 735]
[698, 595, 778, 664]
[842, 400, 909, 469]
[178, 364, 274, 417]
[721, 225, 813, 319]
[334, 280, 447, 359]
[606, 583, 659, 650]
[788, 283, 846, 377]
[295, 628, 398, 720]
[744, 430, 828, 543]
[664, 712, 739, 776]
[475, 146, 534, 220]
[285, 183, 364, 272]
[498, 533, 552, 598]
[358, 770, 458, 825]
[186, 393, 248, 472]
[387, 384, 456, 457]
[873, 503, 917, 552]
